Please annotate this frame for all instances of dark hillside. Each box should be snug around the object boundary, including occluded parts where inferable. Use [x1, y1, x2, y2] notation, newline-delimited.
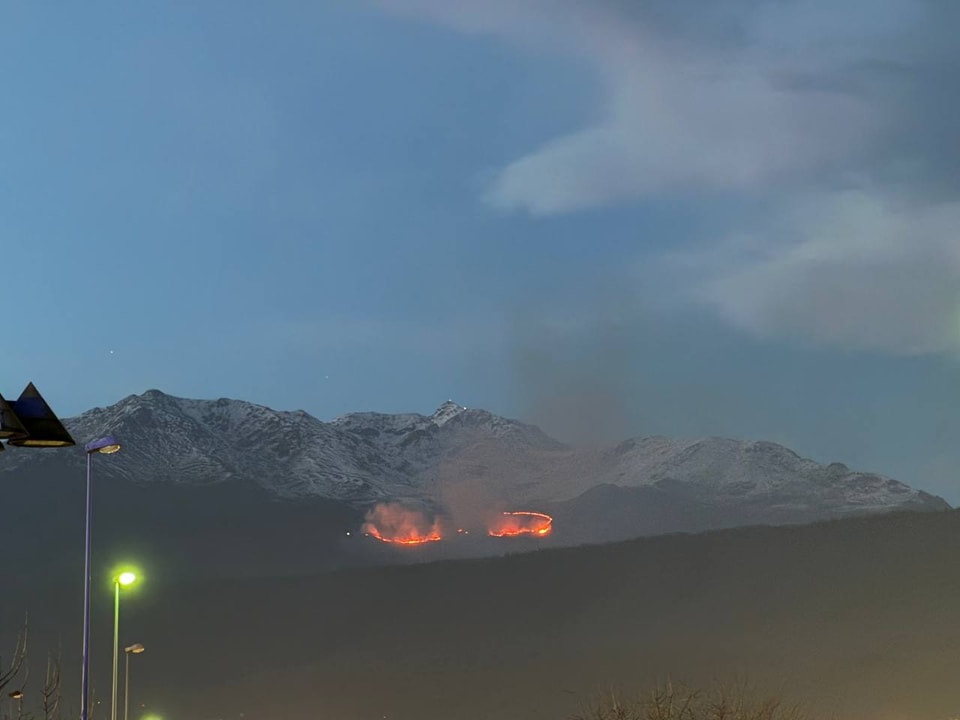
[5, 509, 960, 719]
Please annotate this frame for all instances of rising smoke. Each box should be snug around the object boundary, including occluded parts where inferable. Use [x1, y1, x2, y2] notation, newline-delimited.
[507, 283, 646, 445]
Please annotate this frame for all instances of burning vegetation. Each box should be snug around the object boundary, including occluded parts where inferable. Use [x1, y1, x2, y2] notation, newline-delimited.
[487, 511, 553, 538]
[361, 504, 554, 544]
[362, 503, 443, 545]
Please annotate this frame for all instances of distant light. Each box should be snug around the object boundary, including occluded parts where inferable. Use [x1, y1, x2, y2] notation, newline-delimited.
[117, 571, 137, 586]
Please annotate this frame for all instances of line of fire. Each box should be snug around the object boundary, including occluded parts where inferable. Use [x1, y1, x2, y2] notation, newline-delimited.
[360, 503, 553, 546]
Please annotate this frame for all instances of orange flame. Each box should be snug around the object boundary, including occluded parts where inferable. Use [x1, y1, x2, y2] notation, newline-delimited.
[362, 503, 442, 545]
[487, 511, 553, 538]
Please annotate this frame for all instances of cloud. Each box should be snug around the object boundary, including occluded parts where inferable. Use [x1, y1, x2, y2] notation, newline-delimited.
[691, 192, 960, 355]
[379, 0, 960, 355]
[382, 0, 909, 213]
[484, 63, 872, 214]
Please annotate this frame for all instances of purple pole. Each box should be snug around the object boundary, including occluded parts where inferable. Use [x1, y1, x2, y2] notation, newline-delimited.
[81, 452, 93, 720]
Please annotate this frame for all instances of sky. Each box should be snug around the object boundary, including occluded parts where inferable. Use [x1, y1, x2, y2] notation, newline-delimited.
[3, 1, 960, 502]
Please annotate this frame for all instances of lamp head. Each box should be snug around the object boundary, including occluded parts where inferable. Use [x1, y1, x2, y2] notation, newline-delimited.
[6, 383, 76, 447]
[85, 435, 121, 454]
[125, 643, 145, 654]
[117, 571, 137, 587]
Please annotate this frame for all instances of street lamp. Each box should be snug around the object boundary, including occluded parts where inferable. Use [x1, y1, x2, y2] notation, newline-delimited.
[81, 436, 121, 720]
[0, 383, 76, 450]
[123, 643, 145, 720]
[112, 571, 138, 720]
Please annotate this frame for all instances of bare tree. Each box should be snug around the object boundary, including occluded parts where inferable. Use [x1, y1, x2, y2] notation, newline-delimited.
[13, 657, 29, 720]
[0, 615, 28, 695]
[88, 684, 98, 720]
[41, 648, 60, 720]
[0, 614, 29, 720]
[572, 680, 807, 720]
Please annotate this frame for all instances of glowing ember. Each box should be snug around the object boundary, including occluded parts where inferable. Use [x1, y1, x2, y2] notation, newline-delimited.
[362, 502, 443, 545]
[487, 511, 553, 538]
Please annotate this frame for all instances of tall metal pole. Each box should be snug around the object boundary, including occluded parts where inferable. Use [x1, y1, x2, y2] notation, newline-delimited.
[123, 652, 130, 720]
[111, 581, 120, 720]
[80, 452, 93, 720]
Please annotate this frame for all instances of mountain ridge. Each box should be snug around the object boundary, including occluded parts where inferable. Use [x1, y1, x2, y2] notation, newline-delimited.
[0, 390, 948, 534]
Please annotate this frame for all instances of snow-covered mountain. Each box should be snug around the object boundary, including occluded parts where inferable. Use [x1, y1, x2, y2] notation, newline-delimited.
[602, 435, 943, 517]
[0, 390, 948, 524]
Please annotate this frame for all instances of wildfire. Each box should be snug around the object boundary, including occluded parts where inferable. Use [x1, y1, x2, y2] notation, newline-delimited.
[362, 502, 443, 545]
[487, 511, 553, 538]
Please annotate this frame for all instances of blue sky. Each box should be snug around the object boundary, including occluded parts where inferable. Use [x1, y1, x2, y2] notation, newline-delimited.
[4, 1, 960, 502]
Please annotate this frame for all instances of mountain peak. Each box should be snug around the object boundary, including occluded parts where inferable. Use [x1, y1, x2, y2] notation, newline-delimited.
[432, 400, 466, 426]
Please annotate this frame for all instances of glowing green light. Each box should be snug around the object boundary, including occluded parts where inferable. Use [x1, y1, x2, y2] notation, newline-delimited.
[117, 571, 137, 586]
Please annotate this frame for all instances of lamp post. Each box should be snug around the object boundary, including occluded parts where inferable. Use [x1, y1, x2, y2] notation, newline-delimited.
[81, 437, 121, 720]
[112, 571, 137, 720]
[123, 643, 144, 720]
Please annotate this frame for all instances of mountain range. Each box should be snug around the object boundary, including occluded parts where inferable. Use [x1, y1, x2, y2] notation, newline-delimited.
[0, 389, 947, 549]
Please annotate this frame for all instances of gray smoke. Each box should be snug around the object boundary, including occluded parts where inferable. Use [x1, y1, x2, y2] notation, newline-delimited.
[508, 286, 644, 445]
